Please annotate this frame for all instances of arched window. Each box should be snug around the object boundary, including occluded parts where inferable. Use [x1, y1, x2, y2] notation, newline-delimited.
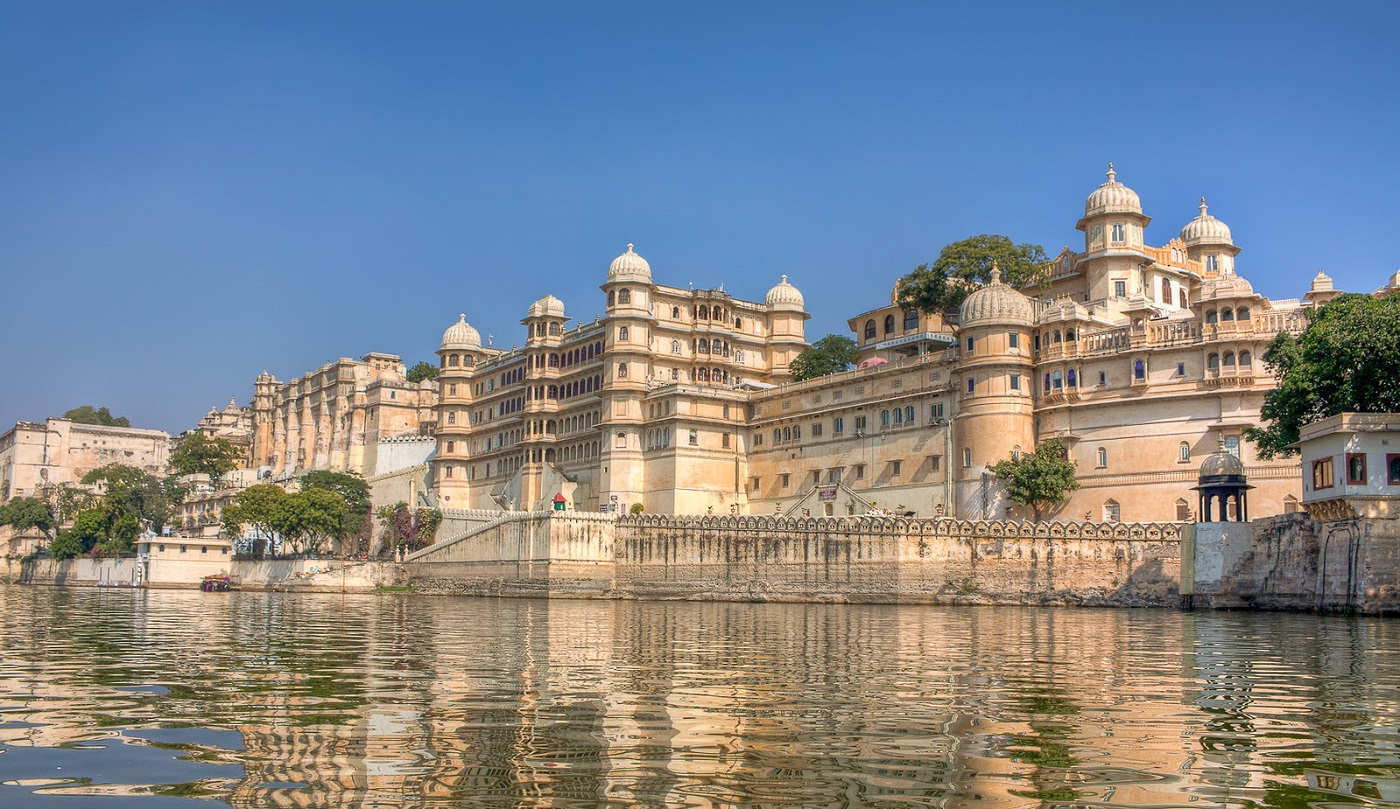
[618, 288, 632, 304]
[607, 291, 615, 307]
[904, 406, 914, 423]
[1223, 352, 1236, 367]
[1051, 370, 1063, 389]
[884, 314, 895, 334]
[792, 425, 800, 440]
[864, 320, 876, 340]
[698, 305, 709, 320]
[1067, 369, 1078, 387]
[448, 354, 459, 367]
[672, 306, 681, 318]
[881, 410, 891, 427]
[1111, 222, 1126, 244]
[1206, 309, 1218, 324]
[1162, 278, 1172, 303]
[1097, 447, 1108, 467]
[904, 310, 919, 330]
[1043, 373, 1052, 392]
[1205, 254, 1219, 273]
[1208, 353, 1220, 371]
[1064, 328, 1075, 341]
[618, 326, 629, 341]
[782, 427, 791, 441]
[672, 340, 681, 354]
[1013, 446, 1023, 461]
[617, 363, 627, 379]
[893, 407, 903, 425]
[697, 368, 709, 381]
[773, 428, 781, 443]
[1179, 441, 1191, 463]
[734, 317, 743, 330]
[549, 353, 559, 367]
[1176, 499, 1192, 521]
[1237, 306, 1251, 320]
[549, 322, 561, 335]
[1180, 289, 1189, 308]
[697, 338, 709, 354]
[1221, 308, 1234, 322]
[548, 385, 558, 399]
[1133, 359, 1146, 380]
[1239, 351, 1252, 367]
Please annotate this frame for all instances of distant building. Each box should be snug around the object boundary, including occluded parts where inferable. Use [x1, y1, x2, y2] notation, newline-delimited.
[179, 396, 254, 460]
[249, 353, 437, 481]
[419, 168, 1400, 522]
[0, 418, 170, 503]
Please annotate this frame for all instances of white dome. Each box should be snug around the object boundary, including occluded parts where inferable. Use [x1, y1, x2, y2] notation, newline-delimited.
[1201, 274, 1255, 300]
[527, 294, 566, 319]
[959, 263, 1035, 326]
[440, 313, 481, 350]
[1180, 198, 1234, 247]
[607, 243, 652, 283]
[765, 275, 805, 310]
[1310, 269, 1335, 294]
[1084, 163, 1142, 218]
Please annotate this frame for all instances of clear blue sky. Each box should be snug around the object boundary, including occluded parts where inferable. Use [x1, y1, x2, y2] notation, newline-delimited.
[3, 1, 1398, 433]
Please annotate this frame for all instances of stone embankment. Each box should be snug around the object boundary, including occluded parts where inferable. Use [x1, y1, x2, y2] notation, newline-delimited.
[1, 555, 400, 593]
[406, 512, 1183, 606]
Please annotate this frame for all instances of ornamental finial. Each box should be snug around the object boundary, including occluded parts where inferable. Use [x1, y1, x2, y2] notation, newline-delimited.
[1106, 162, 1116, 182]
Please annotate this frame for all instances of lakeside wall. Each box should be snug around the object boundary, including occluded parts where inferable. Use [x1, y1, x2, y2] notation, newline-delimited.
[406, 512, 1184, 605]
[1, 555, 400, 593]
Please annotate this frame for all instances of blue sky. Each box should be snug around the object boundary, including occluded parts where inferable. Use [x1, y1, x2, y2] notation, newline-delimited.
[3, 1, 1398, 432]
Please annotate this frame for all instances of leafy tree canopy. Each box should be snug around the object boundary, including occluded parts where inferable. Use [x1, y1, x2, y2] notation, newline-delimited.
[278, 488, 348, 556]
[222, 484, 289, 555]
[989, 439, 1081, 521]
[0, 496, 57, 539]
[1246, 293, 1400, 458]
[789, 335, 859, 381]
[80, 463, 179, 535]
[302, 470, 372, 555]
[376, 503, 443, 556]
[896, 234, 1050, 313]
[51, 510, 107, 560]
[406, 361, 439, 383]
[170, 434, 242, 484]
[61, 405, 130, 427]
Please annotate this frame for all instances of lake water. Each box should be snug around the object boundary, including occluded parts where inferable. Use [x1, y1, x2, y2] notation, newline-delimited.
[1, 587, 1398, 808]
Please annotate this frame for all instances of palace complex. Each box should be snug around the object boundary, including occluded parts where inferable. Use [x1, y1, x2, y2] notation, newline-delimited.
[426, 166, 1391, 523]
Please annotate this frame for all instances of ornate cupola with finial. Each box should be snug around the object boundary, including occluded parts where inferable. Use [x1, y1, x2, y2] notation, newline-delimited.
[1076, 163, 1151, 253]
[1180, 197, 1240, 275]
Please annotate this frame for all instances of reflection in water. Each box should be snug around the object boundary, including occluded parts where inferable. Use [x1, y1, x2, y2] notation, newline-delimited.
[1, 586, 1398, 807]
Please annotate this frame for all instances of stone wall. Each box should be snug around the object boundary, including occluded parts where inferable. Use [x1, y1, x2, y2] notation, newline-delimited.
[406, 512, 1183, 606]
[1200, 514, 1400, 613]
[1, 556, 399, 593]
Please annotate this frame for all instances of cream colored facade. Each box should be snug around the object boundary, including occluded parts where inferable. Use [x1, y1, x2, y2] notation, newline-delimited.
[250, 352, 437, 480]
[432, 245, 808, 513]
[0, 418, 170, 503]
[425, 169, 1390, 523]
[179, 396, 253, 458]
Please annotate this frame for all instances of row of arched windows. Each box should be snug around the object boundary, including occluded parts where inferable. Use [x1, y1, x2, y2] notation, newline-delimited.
[879, 406, 916, 427]
[607, 288, 634, 307]
[646, 428, 672, 449]
[443, 353, 478, 368]
[537, 341, 604, 370]
[1205, 306, 1251, 324]
[528, 321, 563, 337]
[560, 442, 599, 463]
[1207, 351, 1253, 372]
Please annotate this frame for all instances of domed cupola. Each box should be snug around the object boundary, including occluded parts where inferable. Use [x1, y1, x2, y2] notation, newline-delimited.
[1084, 163, 1143, 218]
[606, 243, 652, 284]
[1180, 198, 1234, 248]
[959, 263, 1035, 327]
[765, 275, 805, 311]
[1193, 439, 1252, 522]
[440, 313, 482, 350]
[526, 294, 566, 319]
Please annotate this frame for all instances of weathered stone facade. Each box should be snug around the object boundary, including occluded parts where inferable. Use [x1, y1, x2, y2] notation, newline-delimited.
[405, 512, 1182, 606]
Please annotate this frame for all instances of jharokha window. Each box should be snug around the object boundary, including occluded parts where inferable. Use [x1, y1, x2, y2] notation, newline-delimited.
[1346, 453, 1367, 485]
[1389, 454, 1400, 485]
[1312, 457, 1334, 490]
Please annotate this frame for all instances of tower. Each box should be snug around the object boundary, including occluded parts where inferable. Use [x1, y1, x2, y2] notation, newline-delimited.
[954, 263, 1037, 519]
[434, 314, 486, 507]
[598, 244, 655, 510]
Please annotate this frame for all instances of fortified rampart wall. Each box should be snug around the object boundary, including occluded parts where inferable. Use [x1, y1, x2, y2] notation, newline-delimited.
[406, 512, 1184, 605]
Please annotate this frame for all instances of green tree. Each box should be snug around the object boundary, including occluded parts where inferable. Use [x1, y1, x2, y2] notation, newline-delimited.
[81, 463, 178, 535]
[0, 496, 58, 541]
[222, 483, 290, 556]
[896, 234, 1050, 313]
[278, 488, 348, 556]
[405, 361, 439, 383]
[50, 510, 107, 560]
[1246, 293, 1400, 458]
[61, 405, 131, 427]
[789, 334, 859, 381]
[301, 470, 372, 555]
[169, 434, 243, 484]
[989, 439, 1081, 521]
